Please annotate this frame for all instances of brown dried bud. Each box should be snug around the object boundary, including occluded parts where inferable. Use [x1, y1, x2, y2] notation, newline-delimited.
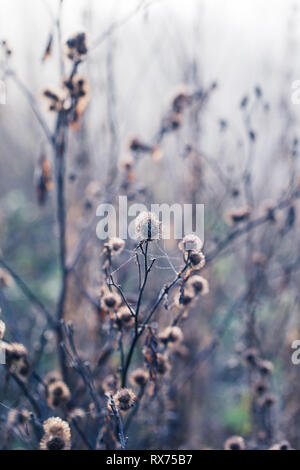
[110, 388, 136, 412]
[224, 436, 245, 450]
[130, 368, 149, 388]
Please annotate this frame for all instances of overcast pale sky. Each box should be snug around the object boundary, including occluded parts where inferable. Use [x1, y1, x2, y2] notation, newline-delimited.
[1, 0, 299, 155]
[1, 0, 299, 202]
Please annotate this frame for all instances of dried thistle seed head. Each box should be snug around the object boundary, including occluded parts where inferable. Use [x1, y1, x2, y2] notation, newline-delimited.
[101, 374, 120, 393]
[102, 292, 121, 311]
[129, 137, 142, 152]
[252, 252, 267, 266]
[65, 32, 88, 62]
[42, 417, 71, 446]
[253, 380, 268, 396]
[63, 75, 86, 93]
[231, 187, 240, 198]
[170, 113, 182, 129]
[1, 40, 13, 57]
[85, 180, 102, 199]
[68, 408, 86, 422]
[159, 326, 183, 345]
[47, 380, 71, 408]
[111, 388, 136, 412]
[45, 436, 66, 451]
[257, 393, 276, 408]
[0, 319, 5, 340]
[171, 343, 189, 359]
[43, 88, 60, 101]
[7, 409, 31, 428]
[178, 234, 203, 253]
[128, 137, 152, 153]
[242, 347, 259, 367]
[258, 359, 274, 376]
[130, 368, 149, 388]
[225, 207, 252, 226]
[175, 289, 195, 309]
[269, 441, 292, 450]
[42, 88, 64, 112]
[0, 268, 13, 288]
[156, 353, 171, 375]
[163, 112, 182, 132]
[171, 88, 189, 113]
[224, 436, 245, 450]
[116, 307, 135, 329]
[105, 237, 125, 256]
[17, 357, 31, 379]
[135, 212, 161, 241]
[189, 251, 206, 269]
[65, 75, 90, 124]
[44, 370, 62, 386]
[187, 275, 209, 296]
[10, 343, 27, 359]
[5, 342, 28, 369]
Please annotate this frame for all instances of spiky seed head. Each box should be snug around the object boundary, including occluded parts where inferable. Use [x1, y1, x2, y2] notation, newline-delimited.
[224, 436, 245, 450]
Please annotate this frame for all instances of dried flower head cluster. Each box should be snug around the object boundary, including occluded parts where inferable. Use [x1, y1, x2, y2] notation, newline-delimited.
[65, 32, 88, 62]
[156, 353, 171, 375]
[240, 346, 277, 445]
[252, 252, 267, 267]
[128, 138, 162, 162]
[129, 368, 149, 388]
[0, 39, 12, 57]
[225, 206, 252, 226]
[159, 326, 183, 345]
[178, 234, 203, 253]
[186, 275, 210, 296]
[63, 75, 90, 130]
[43, 70, 89, 131]
[261, 199, 277, 223]
[161, 88, 191, 133]
[101, 290, 122, 313]
[108, 388, 136, 412]
[116, 307, 135, 329]
[7, 408, 31, 429]
[242, 347, 259, 367]
[102, 237, 126, 269]
[40, 417, 71, 450]
[68, 408, 86, 423]
[269, 441, 293, 450]
[135, 212, 161, 241]
[4, 342, 30, 378]
[43, 88, 65, 113]
[242, 348, 274, 379]
[44, 370, 62, 386]
[173, 236, 209, 314]
[101, 374, 120, 394]
[120, 158, 137, 189]
[104, 237, 125, 257]
[47, 380, 71, 409]
[178, 234, 206, 270]
[224, 435, 245, 450]
[175, 289, 195, 309]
